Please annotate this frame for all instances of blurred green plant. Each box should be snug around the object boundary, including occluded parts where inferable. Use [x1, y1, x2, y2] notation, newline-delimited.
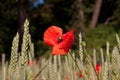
[85, 24, 118, 53]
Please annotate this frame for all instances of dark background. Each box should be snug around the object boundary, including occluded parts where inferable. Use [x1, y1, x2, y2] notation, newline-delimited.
[0, 0, 120, 59]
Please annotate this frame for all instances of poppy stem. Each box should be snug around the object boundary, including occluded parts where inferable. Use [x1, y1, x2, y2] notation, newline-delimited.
[34, 59, 49, 79]
[83, 47, 101, 80]
[87, 55, 101, 80]
[69, 52, 81, 72]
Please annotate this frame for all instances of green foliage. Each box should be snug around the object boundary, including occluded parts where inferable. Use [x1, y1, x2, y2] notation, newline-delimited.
[34, 40, 51, 57]
[85, 24, 117, 52]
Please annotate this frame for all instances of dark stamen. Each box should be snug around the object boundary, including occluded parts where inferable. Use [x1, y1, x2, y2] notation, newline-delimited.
[58, 36, 63, 42]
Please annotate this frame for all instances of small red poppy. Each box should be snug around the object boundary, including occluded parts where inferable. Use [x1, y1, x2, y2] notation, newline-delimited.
[76, 70, 83, 78]
[27, 60, 35, 66]
[44, 26, 74, 55]
[96, 64, 101, 74]
[65, 75, 69, 80]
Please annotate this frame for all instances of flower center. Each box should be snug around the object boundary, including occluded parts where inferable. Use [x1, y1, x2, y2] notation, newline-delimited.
[57, 36, 63, 43]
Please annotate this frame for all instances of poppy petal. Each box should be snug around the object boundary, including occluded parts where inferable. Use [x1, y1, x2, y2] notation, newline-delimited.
[96, 64, 101, 74]
[44, 26, 63, 47]
[52, 45, 66, 55]
[52, 29, 74, 55]
[60, 29, 74, 52]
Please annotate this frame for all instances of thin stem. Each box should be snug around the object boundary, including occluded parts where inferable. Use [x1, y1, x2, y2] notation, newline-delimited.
[69, 52, 80, 72]
[34, 60, 49, 79]
[83, 47, 101, 80]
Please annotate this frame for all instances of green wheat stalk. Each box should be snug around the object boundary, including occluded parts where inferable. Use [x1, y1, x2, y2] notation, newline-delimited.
[64, 55, 70, 78]
[9, 33, 19, 72]
[103, 42, 110, 80]
[116, 34, 120, 50]
[93, 49, 96, 67]
[28, 34, 34, 60]
[79, 33, 83, 64]
[113, 47, 120, 79]
[100, 48, 104, 80]
[48, 56, 54, 80]
[57, 55, 62, 80]
[40, 58, 47, 79]
[14, 65, 20, 80]
[111, 47, 117, 80]
[106, 42, 110, 80]
[53, 56, 58, 80]
[27, 69, 34, 80]
[2, 61, 6, 80]
[21, 19, 29, 69]
[103, 61, 109, 80]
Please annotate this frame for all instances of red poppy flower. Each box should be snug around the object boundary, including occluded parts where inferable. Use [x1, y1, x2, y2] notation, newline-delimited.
[44, 26, 74, 55]
[96, 64, 101, 74]
[65, 75, 69, 80]
[27, 60, 35, 66]
[76, 70, 83, 78]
